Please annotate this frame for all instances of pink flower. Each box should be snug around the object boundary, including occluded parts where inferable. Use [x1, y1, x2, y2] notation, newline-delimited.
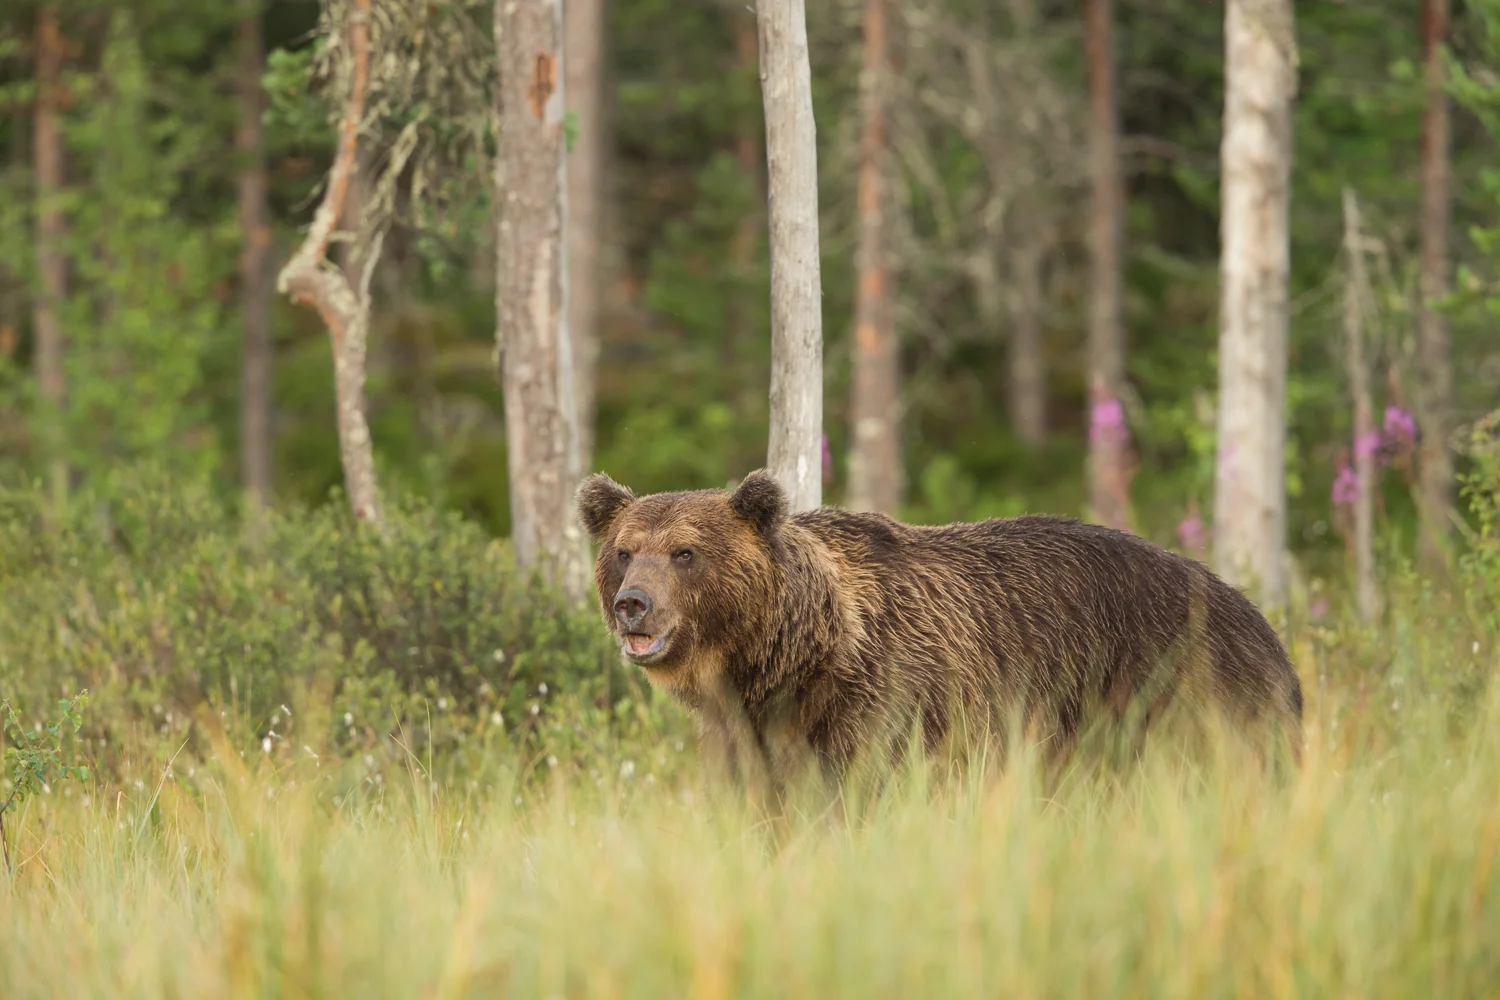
[1383, 406, 1417, 447]
[1380, 406, 1417, 466]
[1332, 464, 1360, 507]
[1089, 396, 1127, 448]
[1354, 430, 1381, 462]
[1310, 598, 1330, 622]
[821, 433, 834, 482]
[1176, 515, 1206, 553]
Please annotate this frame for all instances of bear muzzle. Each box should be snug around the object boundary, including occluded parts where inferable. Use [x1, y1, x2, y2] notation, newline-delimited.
[612, 587, 676, 664]
[621, 629, 673, 663]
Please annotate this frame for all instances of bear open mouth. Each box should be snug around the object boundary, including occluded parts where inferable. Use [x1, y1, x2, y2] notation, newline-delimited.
[622, 630, 670, 661]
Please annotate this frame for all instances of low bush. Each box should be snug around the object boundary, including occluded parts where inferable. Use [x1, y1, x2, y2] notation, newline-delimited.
[0, 468, 688, 784]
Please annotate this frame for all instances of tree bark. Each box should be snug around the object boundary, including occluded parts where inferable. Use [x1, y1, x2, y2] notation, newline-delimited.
[275, 0, 382, 526]
[1085, 0, 1126, 530]
[1008, 216, 1046, 450]
[1342, 188, 1377, 623]
[565, 0, 605, 473]
[758, 0, 825, 513]
[1417, 0, 1452, 572]
[34, 5, 68, 517]
[847, 0, 901, 515]
[495, 0, 590, 602]
[1212, 0, 1296, 608]
[336, 148, 368, 278]
[238, 2, 273, 514]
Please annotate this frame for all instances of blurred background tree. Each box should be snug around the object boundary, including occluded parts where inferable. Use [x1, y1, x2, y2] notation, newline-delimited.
[0, 0, 1494, 588]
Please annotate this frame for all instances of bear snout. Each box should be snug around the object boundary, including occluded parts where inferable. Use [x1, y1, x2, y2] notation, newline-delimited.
[612, 587, 654, 631]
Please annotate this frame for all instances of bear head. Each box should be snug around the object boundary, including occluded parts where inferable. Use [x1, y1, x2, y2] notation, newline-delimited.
[575, 469, 787, 691]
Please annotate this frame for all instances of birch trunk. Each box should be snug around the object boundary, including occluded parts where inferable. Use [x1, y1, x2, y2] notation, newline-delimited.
[565, 0, 606, 471]
[238, 2, 273, 513]
[275, 0, 382, 526]
[1417, 0, 1453, 572]
[848, 0, 901, 515]
[495, 0, 590, 602]
[758, 0, 824, 512]
[34, 5, 68, 517]
[1085, 0, 1127, 530]
[1342, 189, 1377, 623]
[1212, 0, 1296, 608]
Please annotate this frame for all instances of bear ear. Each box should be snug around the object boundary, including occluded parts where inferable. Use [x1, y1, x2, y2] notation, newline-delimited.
[576, 473, 635, 541]
[729, 469, 788, 535]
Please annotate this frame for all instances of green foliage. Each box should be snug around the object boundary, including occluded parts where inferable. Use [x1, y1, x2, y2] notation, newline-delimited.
[263, 44, 329, 148]
[0, 689, 90, 873]
[0, 467, 677, 780]
[1457, 411, 1500, 616]
[1, 691, 90, 811]
[60, 12, 228, 482]
[0, 0, 1497, 576]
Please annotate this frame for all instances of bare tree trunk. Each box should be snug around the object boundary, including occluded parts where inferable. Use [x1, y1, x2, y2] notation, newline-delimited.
[1212, 0, 1296, 608]
[34, 5, 68, 518]
[336, 148, 368, 278]
[238, 1, 273, 514]
[847, 0, 901, 515]
[758, 0, 824, 512]
[1008, 216, 1046, 450]
[566, 0, 605, 472]
[275, 0, 382, 526]
[1418, 0, 1452, 572]
[1085, 0, 1126, 530]
[1342, 189, 1377, 623]
[495, 0, 590, 601]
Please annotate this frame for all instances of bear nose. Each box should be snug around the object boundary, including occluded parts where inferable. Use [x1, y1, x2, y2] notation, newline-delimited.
[613, 588, 652, 627]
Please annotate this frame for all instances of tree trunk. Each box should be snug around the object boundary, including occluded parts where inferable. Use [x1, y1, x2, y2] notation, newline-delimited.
[1342, 188, 1377, 623]
[1085, 0, 1126, 530]
[275, 0, 382, 526]
[336, 148, 368, 278]
[1212, 0, 1296, 608]
[34, 5, 68, 518]
[494, 0, 590, 602]
[238, 1, 273, 514]
[847, 0, 901, 515]
[1417, 0, 1452, 572]
[758, 0, 825, 512]
[565, 0, 605, 473]
[1008, 217, 1046, 450]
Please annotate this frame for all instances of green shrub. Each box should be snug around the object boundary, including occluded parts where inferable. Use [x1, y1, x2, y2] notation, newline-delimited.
[0, 468, 681, 779]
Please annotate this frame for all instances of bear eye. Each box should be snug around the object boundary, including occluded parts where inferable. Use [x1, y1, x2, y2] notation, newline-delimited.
[673, 548, 693, 565]
[617, 549, 632, 565]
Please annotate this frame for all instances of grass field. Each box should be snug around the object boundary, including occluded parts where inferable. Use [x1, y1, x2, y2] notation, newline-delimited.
[3, 610, 1499, 1000]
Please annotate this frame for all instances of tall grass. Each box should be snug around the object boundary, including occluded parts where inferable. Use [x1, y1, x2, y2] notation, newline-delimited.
[5, 457, 1500, 996]
[2, 641, 1498, 999]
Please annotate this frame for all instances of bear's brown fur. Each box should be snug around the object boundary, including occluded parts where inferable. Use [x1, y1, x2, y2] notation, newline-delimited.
[576, 469, 1304, 792]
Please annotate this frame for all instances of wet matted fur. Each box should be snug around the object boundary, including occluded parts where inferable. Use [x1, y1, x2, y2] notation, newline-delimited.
[577, 469, 1305, 798]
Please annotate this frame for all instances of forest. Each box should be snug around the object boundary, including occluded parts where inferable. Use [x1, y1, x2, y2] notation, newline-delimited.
[2, 0, 1500, 995]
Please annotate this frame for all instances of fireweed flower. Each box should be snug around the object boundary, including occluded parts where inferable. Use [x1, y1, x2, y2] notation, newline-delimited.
[1332, 464, 1360, 507]
[1354, 430, 1381, 463]
[1176, 515, 1207, 553]
[1089, 396, 1127, 448]
[822, 433, 834, 482]
[1384, 405, 1417, 447]
[1381, 405, 1418, 467]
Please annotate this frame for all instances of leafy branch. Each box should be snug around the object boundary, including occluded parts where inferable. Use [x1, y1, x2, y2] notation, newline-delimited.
[1, 690, 91, 875]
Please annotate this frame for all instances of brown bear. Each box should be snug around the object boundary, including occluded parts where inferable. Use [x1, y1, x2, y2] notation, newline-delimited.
[576, 469, 1304, 794]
